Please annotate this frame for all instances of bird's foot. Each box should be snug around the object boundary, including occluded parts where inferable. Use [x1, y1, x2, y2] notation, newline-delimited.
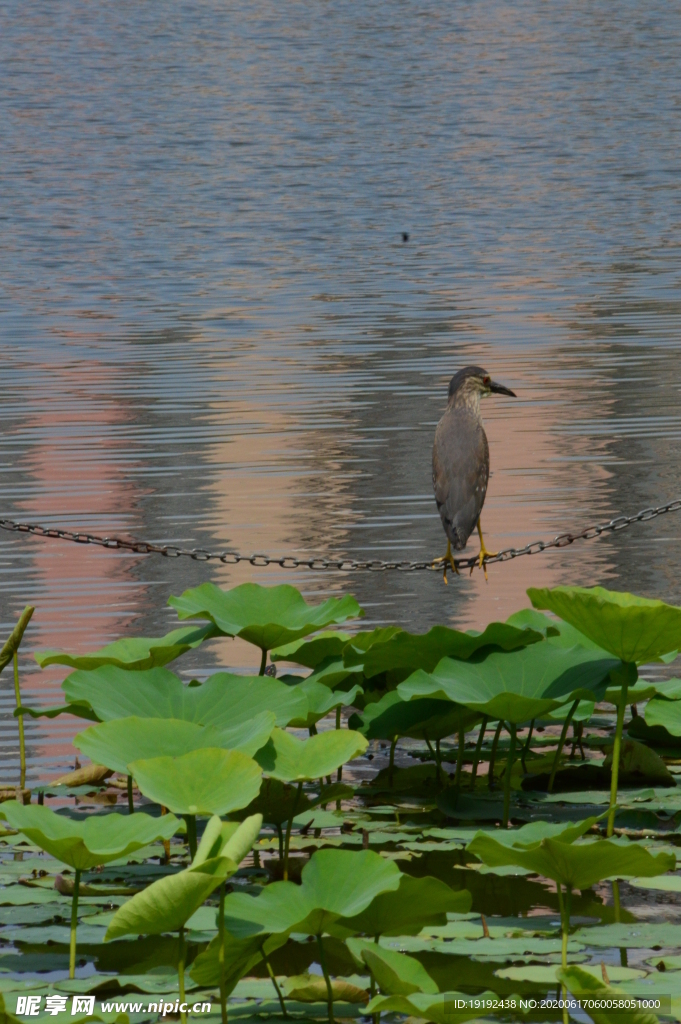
[470, 544, 498, 581]
[432, 544, 459, 584]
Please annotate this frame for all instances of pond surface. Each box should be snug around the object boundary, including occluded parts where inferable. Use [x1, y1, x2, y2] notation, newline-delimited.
[1, 1, 681, 777]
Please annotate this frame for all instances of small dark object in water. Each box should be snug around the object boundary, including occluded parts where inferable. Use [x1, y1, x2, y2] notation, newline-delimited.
[401, 232, 409, 242]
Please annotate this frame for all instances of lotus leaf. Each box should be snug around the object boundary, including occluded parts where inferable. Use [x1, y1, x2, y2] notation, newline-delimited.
[35, 624, 217, 671]
[399, 641, 619, 723]
[66, 666, 305, 729]
[559, 965, 659, 1024]
[0, 803, 180, 871]
[130, 748, 263, 816]
[364, 992, 498, 1024]
[342, 622, 542, 676]
[351, 690, 479, 741]
[467, 833, 675, 889]
[254, 727, 367, 782]
[168, 582, 362, 652]
[74, 716, 273, 775]
[528, 585, 681, 664]
[282, 974, 369, 1004]
[347, 940, 438, 995]
[189, 930, 287, 988]
[645, 696, 681, 736]
[221, 849, 400, 938]
[271, 632, 352, 668]
[106, 814, 262, 939]
[335, 874, 471, 936]
[287, 679, 363, 728]
[238, 778, 352, 827]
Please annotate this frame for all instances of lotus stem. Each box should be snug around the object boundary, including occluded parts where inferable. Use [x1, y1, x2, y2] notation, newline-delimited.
[178, 925, 187, 1024]
[263, 949, 288, 1017]
[186, 814, 197, 861]
[309, 724, 318, 736]
[502, 723, 516, 828]
[424, 732, 439, 782]
[488, 720, 503, 790]
[455, 727, 465, 787]
[68, 868, 80, 979]
[470, 716, 487, 788]
[548, 700, 579, 793]
[13, 653, 26, 790]
[607, 675, 630, 838]
[218, 881, 227, 1024]
[276, 823, 284, 862]
[520, 719, 534, 773]
[612, 880, 628, 967]
[259, 649, 267, 676]
[0, 606, 34, 676]
[127, 774, 134, 814]
[335, 706, 341, 730]
[556, 883, 571, 1024]
[283, 782, 302, 881]
[388, 736, 397, 788]
[316, 934, 335, 1024]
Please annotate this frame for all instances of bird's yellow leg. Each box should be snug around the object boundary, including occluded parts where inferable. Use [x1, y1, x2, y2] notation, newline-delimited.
[432, 540, 459, 583]
[472, 518, 498, 580]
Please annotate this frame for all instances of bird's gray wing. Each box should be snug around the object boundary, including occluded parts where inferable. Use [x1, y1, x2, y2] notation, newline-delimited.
[432, 408, 489, 549]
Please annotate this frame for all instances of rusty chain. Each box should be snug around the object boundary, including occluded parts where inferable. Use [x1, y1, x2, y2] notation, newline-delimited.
[1, 499, 680, 573]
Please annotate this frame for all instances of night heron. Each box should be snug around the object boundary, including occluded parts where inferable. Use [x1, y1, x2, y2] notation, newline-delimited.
[432, 365, 516, 581]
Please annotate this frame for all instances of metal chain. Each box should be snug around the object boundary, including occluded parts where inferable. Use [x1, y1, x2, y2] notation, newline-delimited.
[1, 499, 680, 573]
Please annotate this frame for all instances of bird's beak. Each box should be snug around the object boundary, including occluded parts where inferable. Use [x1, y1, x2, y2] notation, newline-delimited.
[489, 380, 516, 397]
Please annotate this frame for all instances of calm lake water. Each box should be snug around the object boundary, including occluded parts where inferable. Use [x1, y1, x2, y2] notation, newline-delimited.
[2, 1, 681, 778]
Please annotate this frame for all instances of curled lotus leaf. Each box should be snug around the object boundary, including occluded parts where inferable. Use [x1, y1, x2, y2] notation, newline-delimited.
[168, 582, 363, 651]
[528, 585, 681, 665]
[271, 632, 352, 668]
[35, 623, 217, 671]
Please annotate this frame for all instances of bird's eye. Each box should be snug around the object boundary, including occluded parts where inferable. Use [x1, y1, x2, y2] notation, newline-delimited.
[483, 376, 490, 385]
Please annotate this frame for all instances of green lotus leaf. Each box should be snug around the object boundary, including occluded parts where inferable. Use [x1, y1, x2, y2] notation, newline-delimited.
[130, 748, 263, 816]
[498, 965, 645, 984]
[222, 849, 401, 938]
[342, 622, 542, 676]
[469, 816, 601, 850]
[271, 632, 352, 668]
[467, 832, 675, 890]
[335, 874, 472, 936]
[507, 608, 608, 652]
[237, 777, 352, 827]
[254, 726, 368, 782]
[645, 696, 681, 736]
[304, 657, 365, 690]
[398, 642, 619, 723]
[35, 623, 217, 671]
[64, 665, 305, 729]
[190, 930, 286, 988]
[287, 679, 363, 728]
[282, 973, 369, 1004]
[106, 814, 262, 939]
[74, 715, 274, 774]
[364, 992, 499, 1024]
[168, 582, 363, 651]
[348, 940, 438, 995]
[351, 690, 480, 741]
[528, 585, 681, 664]
[0, 802, 180, 871]
[558, 965, 659, 1024]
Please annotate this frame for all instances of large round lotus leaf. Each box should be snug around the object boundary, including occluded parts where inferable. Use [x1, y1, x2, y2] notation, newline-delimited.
[271, 632, 352, 668]
[398, 642, 619, 724]
[106, 814, 262, 939]
[467, 832, 675, 890]
[254, 726, 367, 782]
[351, 690, 480, 741]
[342, 623, 542, 676]
[168, 582, 363, 651]
[528, 586, 681, 665]
[35, 623, 217, 671]
[74, 715, 274, 774]
[335, 873, 472, 936]
[65, 666, 305, 730]
[222, 848, 400, 938]
[130, 748, 263, 816]
[0, 802, 180, 871]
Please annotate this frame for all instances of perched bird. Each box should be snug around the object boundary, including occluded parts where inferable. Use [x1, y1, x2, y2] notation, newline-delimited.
[432, 365, 516, 581]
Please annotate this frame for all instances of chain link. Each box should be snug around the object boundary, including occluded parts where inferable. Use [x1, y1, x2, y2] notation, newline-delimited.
[1, 499, 681, 573]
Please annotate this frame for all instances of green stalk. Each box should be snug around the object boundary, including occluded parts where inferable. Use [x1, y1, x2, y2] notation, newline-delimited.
[335, 708, 343, 794]
[470, 716, 487, 788]
[276, 823, 284, 862]
[186, 814, 197, 861]
[263, 949, 288, 1017]
[488, 720, 503, 790]
[127, 774, 134, 814]
[13, 653, 26, 790]
[218, 882, 227, 1024]
[502, 723, 516, 828]
[607, 671, 631, 837]
[424, 732, 440, 782]
[309, 724, 318, 736]
[455, 726, 465, 787]
[520, 719, 534, 773]
[283, 782, 302, 881]
[68, 868, 81, 979]
[557, 883, 569, 1024]
[612, 880, 627, 966]
[317, 934, 335, 1024]
[548, 700, 579, 793]
[388, 735, 397, 788]
[178, 925, 187, 1024]
[259, 649, 267, 676]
